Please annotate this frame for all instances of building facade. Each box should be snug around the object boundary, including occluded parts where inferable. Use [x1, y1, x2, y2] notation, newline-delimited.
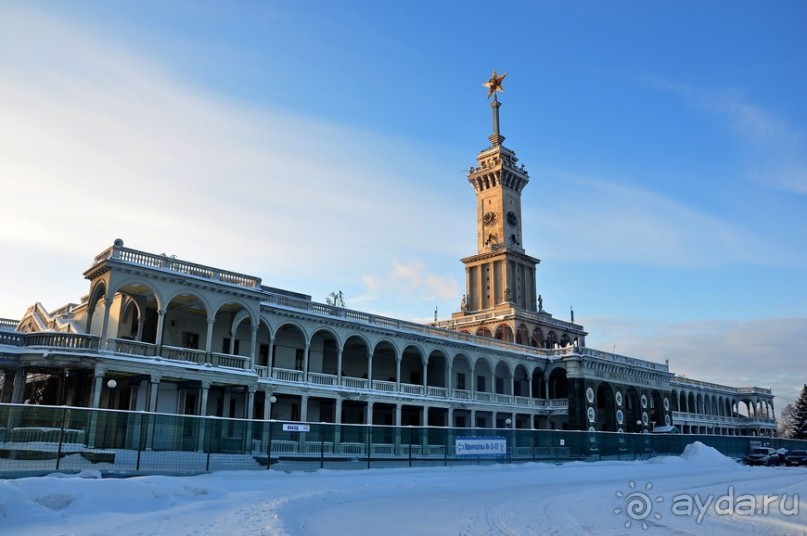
[0, 78, 776, 442]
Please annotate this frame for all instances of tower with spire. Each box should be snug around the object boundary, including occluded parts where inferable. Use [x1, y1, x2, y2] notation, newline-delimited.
[438, 71, 586, 349]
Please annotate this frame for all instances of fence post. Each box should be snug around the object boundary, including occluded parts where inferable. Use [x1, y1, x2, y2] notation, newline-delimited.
[366, 425, 372, 469]
[266, 420, 274, 470]
[136, 412, 146, 471]
[408, 428, 413, 468]
[205, 423, 212, 473]
[55, 406, 67, 471]
[444, 427, 449, 467]
[320, 425, 325, 469]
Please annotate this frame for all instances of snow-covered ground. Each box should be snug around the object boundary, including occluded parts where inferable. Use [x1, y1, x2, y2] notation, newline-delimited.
[1, 442, 804, 535]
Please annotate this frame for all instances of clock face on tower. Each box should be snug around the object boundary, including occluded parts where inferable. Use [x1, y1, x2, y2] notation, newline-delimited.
[483, 211, 497, 226]
[506, 211, 518, 227]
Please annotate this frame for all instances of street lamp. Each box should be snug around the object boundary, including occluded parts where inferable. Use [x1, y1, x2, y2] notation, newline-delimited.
[505, 418, 513, 463]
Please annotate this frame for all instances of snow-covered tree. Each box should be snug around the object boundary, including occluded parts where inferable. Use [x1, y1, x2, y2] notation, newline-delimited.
[777, 403, 795, 438]
[794, 384, 807, 440]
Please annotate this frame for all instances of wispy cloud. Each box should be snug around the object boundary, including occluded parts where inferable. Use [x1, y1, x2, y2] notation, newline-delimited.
[0, 7, 465, 318]
[523, 171, 799, 267]
[642, 77, 807, 195]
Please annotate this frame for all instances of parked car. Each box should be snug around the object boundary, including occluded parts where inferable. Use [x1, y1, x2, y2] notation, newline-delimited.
[784, 449, 807, 466]
[744, 447, 780, 466]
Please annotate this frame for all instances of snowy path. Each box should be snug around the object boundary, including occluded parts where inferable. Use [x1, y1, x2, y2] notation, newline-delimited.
[1, 443, 805, 535]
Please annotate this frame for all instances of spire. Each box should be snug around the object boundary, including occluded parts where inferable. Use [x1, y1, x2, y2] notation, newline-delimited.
[483, 70, 507, 146]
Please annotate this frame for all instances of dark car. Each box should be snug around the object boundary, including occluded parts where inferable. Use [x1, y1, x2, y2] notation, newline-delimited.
[744, 447, 780, 466]
[784, 449, 807, 466]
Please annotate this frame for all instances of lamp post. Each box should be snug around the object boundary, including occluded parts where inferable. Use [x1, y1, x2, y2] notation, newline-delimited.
[505, 417, 513, 463]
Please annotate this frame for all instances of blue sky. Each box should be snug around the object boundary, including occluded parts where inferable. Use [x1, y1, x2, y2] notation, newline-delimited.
[1, 2, 805, 409]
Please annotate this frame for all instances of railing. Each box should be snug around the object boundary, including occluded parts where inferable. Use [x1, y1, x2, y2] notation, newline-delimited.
[372, 380, 397, 392]
[427, 386, 447, 397]
[308, 372, 337, 386]
[453, 389, 472, 400]
[495, 394, 513, 404]
[341, 377, 368, 389]
[0, 332, 26, 347]
[108, 338, 156, 357]
[161, 345, 206, 365]
[95, 244, 262, 289]
[211, 352, 249, 370]
[0, 318, 19, 329]
[272, 368, 304, 382]
[25, 333, 99, 350]
[400, 383, 424, 396]
[476, 392, 494, 402]
[579, 347, 669, 372]
[254, 366, 269, 378]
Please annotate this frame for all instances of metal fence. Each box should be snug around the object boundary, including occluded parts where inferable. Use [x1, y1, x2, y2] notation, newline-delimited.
[0, 403, 803, 476]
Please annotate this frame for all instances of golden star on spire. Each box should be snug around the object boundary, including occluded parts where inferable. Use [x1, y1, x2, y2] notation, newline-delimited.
[483, 70, 507, 99]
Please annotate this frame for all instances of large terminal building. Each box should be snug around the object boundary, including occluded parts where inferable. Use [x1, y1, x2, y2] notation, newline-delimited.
[0, 73, 776, 441]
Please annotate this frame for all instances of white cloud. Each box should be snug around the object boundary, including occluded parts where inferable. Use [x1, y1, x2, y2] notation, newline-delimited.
[583, 315, 807, 414]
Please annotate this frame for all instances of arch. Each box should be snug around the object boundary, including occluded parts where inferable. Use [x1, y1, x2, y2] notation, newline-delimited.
[310, 328, 340, 376]
[531, 328, 544, 348]
[546, 331, 558, 349]
[596, 382, 616, 432]
[372, 340, 398, 382]
[560, 333, 570, 347]
[624, 387, 641, 433]
[650, 390, 665, 428]
[670, 389, 679, 412]
[473, 357, 494, 393]
[161, 291, 212, 351]
[494, 324, 514, 342]
[342, 335, 370, 380]
[516, 324, 529, 345]
[426, 350, 448, 388]
[475, 327, 492, 338]
[85, 280, 108, 334]
[213, 300, 255, 357]
[513, 364, 529, 397]
[451, 353, 473, 392]
[400, 344, 425, 385]
[547, 367, 567, 399]
[493, 360, 512, 395]
[273, 323, 307, 371]
[531, 368, 545, 399]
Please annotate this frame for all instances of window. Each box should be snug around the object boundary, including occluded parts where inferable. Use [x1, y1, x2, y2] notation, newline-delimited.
[456, 373, 466, 390]
[222, 338, 240, 355]
[181, 332, 199, 349]
[496, 378, 504, 394]
[477, 375, 486, 392]
[258, 344, 269, 366]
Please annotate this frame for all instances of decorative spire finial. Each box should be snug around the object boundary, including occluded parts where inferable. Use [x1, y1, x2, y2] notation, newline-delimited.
[483, 70, 507, 100]
[484, 70, 507, 145]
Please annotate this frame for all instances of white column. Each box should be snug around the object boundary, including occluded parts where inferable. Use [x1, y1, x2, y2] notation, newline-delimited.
[204, 317, 215, 364]
[100, 297, 113, 350]
[155, 309, 166, 354]
[249, 325, 258, 369]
